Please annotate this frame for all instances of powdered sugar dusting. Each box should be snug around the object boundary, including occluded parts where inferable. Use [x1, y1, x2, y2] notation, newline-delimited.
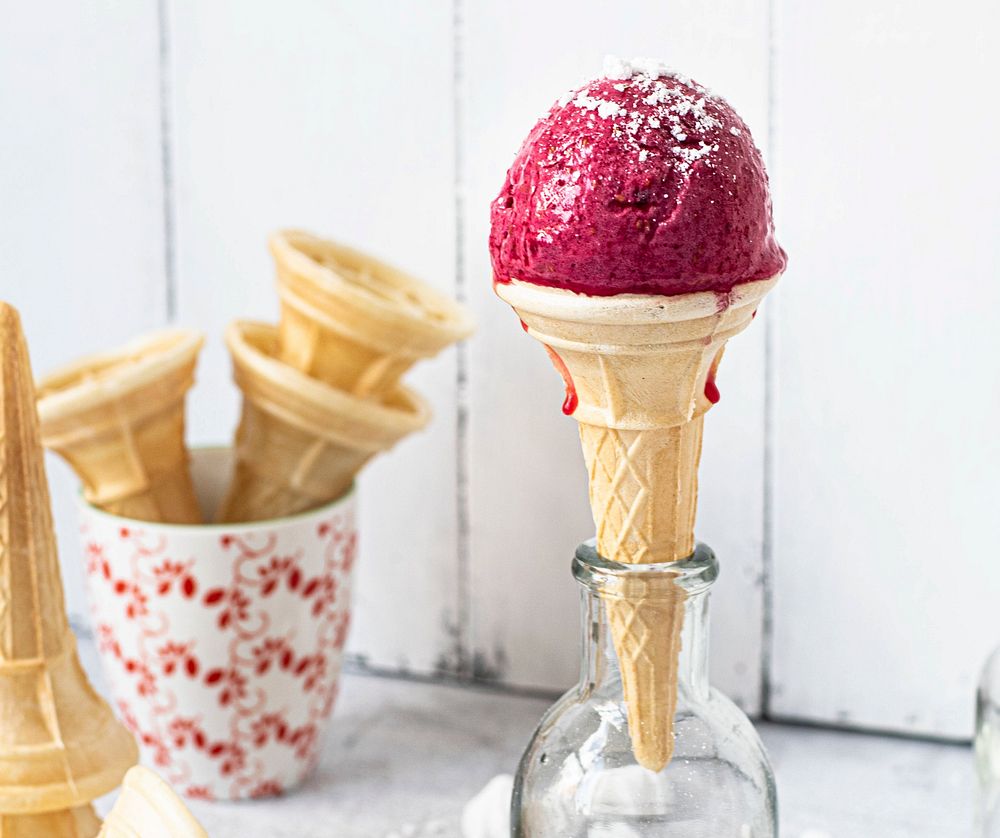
[673, 141, 719, 169]
[602, 55, 634, 80]
[556, 89, 574, 108]
[572, 89, 625, 119]
[602, 55, 674, 81]
[555, 55, 729, 173]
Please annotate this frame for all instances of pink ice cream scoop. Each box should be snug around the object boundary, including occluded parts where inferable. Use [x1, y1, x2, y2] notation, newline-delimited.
[490, 57, 786, 297]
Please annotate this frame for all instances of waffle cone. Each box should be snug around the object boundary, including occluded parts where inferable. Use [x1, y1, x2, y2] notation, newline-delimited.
[217, 321, 431, 523]
[98, 767, 207, 838]
[0, 805, 101, 838]
[270, 230, 474, 396]
[36, 330, 204, 524]
[496, 276, 777, 771]
[0, 304, 138, 815]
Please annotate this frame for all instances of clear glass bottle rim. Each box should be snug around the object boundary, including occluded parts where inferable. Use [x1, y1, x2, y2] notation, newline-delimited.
[572, 539, 719, 597]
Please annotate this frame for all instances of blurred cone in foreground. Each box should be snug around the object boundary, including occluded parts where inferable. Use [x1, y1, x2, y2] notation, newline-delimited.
[497, 276, 778, 771]
[98, 767, 207, 838]
[217, 321, 430, 523]
[0, 303, 138, 823]
[0, 805, 101, 838]
[270, 230, 474, 396]
[36, 330, 205, 524]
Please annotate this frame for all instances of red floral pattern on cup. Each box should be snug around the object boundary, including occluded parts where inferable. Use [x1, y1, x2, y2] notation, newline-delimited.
[82, 496, 357, 800]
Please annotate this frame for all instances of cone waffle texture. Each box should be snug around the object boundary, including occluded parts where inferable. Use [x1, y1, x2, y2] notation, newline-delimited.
[0, 303, 138, 815]
[36, 330, 204, 524]
[98, 767, 207, 838]
[271, 230, 474, 396]
[600, 572, 687, 773]
[217, 320, 431, 523]
[0, 805, 101, 838]
[496, 276, 777, 771]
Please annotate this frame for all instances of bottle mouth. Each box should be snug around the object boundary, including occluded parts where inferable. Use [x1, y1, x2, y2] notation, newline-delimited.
[572, 539, 719, 597]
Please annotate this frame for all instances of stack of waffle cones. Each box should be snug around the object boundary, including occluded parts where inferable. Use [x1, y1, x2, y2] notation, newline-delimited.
[36, 330, 205, 524]
[0, 303, 138, 837]
[496, 275, 778, 772]
[272, 230, 474, 397]
[33, 229, 471, 526]
[216, 321, 430, 522]
[217, 230, 473, 523]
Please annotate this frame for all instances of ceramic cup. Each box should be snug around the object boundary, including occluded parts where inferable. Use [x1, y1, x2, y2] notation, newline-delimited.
[79, 448, 356, 801]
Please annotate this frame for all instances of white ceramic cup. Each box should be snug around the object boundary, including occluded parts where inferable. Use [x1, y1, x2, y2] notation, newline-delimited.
[79, 448, 356, 801]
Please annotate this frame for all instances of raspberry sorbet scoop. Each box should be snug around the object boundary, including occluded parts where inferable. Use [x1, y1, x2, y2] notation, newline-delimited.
[490, 57, 786, 296]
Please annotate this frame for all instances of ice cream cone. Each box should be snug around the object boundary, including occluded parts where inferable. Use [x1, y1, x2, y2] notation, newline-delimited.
[217, 320, 431, 523]
[36, 330, 205, 524]
[270, 230, 474, 396]
[0, 805, 101, 838]
[98, 767, 207, 838]
[0, 303, 138, 815]
[496, 275, 778, 771]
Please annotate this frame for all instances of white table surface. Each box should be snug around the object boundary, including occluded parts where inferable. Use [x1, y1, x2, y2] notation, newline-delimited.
[81, 640, 977, 837]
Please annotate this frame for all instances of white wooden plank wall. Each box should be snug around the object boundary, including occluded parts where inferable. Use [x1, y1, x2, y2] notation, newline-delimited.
[770, 0, 1000, 738]
[2, 0, 998, 741]
[462, 0, 773, 710]
[0, 1, 166, 620]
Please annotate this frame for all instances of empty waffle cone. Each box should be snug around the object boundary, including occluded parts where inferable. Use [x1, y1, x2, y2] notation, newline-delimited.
[217, 320, 431, 523]
[0, 805, 101, 838]
[36, 330, 205, 524]
[98, 767, 207, 838]
[270, 230, 474, 396]
[0, 303, 138, 815]
[496, 276, 778, 771]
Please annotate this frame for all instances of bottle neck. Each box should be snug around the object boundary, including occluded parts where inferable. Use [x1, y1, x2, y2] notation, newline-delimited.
[574, 541, 716, 702]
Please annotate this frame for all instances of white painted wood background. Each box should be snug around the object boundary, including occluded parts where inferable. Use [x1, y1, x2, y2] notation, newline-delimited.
[769, 0, 1000, 739]
[1, 0, 997, 740]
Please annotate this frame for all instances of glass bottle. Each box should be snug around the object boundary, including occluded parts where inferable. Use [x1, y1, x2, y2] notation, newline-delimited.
[511, 540, 777, 837]
[977, 647, 1000, 835]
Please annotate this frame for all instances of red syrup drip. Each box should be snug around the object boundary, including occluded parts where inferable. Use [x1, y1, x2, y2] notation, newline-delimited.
[519, 318, 529, 332]
[543, 345, 578, 415]
[751, 308, 758, 320]
[704, 367, 721, 404]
